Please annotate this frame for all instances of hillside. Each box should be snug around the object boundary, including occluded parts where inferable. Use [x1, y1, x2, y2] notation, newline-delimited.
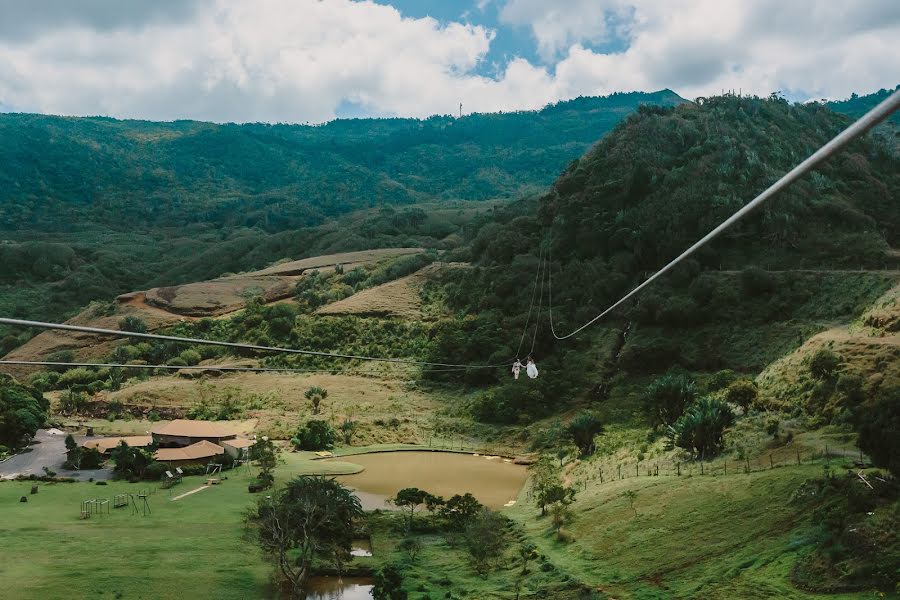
[0, 90, 685, 330]
[1, 93, 898, 599]
[0, 90, 685, 233]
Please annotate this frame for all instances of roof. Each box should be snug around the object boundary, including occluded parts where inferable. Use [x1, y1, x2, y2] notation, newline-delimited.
[83, 436, 153, 453]
[221, 437, 255, 449]
[151, 419, 238, 439]
[154, 440, 225, 462]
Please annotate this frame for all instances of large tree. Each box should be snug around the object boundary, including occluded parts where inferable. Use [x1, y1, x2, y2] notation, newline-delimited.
[246, 475, 363, 597]
[0, 374, 48, 450]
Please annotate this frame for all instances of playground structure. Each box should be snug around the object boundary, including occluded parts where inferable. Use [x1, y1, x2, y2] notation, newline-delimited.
[161, 467, 184, 489]
[79, 497, 109, 519]
[80, 489, 152, 519]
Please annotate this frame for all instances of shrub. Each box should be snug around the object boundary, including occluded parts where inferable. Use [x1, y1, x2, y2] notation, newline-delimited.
[809, 348, 841, 380]
[740, 267, 775, 296]
[835, 373, 865, 404]
[118, 316, 147, 333]
[178, 349, 202, 366]
[855, 387, 899, 475]
[706, 369, 737, 392]
[725, 379, 758, 410]
[643, 371, 697, 427]
[373, 564, 407, 600]
[668, 396, 735, 459]
[292, 420, 336, 451]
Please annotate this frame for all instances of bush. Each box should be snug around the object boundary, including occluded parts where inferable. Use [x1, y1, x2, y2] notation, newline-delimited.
[706, 369, 737, 392]
[855, 387, 899, 475]
[178, 349, 202, 366]
[118, 316, 147, 333]
[725, 379, 758, 410]
[668, 396, 735, 459]
[740, 267, 775, 296]
[809, 348, 841, 380]
[292, 420, 336, 451]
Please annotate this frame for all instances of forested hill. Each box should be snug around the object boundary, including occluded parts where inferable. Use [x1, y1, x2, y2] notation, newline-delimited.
[0, 90, 685, 233]
[435, 94, 899, 387]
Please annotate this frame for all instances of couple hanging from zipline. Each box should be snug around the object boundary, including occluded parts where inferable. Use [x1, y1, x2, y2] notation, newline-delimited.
[511, 356, 538, 380]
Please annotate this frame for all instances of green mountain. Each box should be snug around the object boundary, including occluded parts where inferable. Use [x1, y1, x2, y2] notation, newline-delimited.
[0, 90, 685, 327]
[0, 90, 685, 232]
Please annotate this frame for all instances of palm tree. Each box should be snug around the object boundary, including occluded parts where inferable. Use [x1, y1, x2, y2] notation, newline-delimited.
[304, 386, 328, 415]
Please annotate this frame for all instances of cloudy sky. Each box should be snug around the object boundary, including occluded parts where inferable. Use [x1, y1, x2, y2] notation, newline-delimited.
[0, 0, 897, 123]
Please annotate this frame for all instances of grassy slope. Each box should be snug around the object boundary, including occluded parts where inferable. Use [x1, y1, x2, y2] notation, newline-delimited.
[507, 461, 877, 600]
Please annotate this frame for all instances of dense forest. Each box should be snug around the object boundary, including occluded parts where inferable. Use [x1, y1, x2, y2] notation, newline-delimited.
[0, 90, 686, 326]
[422, 92, 899, 418]
[0, 90, 685, 232]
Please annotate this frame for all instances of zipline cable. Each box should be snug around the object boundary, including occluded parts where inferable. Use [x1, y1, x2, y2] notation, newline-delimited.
[0, 359, 474, 374]
[529, 248, 548, 356]
[515, 240, 545, 358]
[547, 88, 900, 341]
[0, 317, 505, 369]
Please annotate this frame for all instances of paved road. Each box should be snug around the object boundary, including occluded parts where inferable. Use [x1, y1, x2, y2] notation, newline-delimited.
[0, 429, 113, 481]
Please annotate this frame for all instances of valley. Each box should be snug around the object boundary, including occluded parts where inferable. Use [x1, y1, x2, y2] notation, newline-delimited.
[1, 89, 898, 599]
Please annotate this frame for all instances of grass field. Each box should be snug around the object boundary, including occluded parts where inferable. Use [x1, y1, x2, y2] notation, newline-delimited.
[506, 457, 893, 600]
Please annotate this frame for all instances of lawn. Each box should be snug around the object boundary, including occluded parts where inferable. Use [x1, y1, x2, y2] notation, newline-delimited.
[0, 469, 270, 600]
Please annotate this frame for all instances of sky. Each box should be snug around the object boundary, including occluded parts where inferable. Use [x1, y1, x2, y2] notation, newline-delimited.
[0, 0, 897, 123]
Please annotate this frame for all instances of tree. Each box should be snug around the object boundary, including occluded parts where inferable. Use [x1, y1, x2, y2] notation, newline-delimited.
[528, 455, 560, 516]
[464, 508, 509, 575]
[111, 441, 155, 480]
[118, 315, 147, 333]
[621, 490, 638, 517]
[537, 484, 575, 520]
[423, 493, 445, 527]
[549, 501, 573, 537]
[668, 396, 735, 459]
[398, 537, 423, 562]
[253, 436, 279, 488]
[245, 476, 363, 597]
[440, 493, 483, 531]
[809, 348, 841, 380]
[567, 411, 604, 456]
[339, 417, 358, 445]
[59, 388, 88, 415]
[519, 542, 538, 574]
[855, 389, 899, 476]
[391, 487, 428, 530]
[725, 379, 758, 410]
[304, 386, 328, 415]
[373, 564, 407, 600]
[643, 371, 697, 427]
[292, 420, 336, 451]
[0, 376, 48, 450]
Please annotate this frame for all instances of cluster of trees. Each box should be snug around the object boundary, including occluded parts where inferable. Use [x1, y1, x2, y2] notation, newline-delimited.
[642, 370, 758, 459]
[528, 455, 577, 537]
[63, 435, 103, 470]
[0, 375, 48, 452]
[245, 476, 363, 596]
[388, 487, 513, 576]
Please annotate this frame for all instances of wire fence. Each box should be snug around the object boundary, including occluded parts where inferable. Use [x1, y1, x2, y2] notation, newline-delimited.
[566, 444, 871, 490]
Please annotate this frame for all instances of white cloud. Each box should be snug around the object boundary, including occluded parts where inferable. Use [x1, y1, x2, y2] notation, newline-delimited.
[0, 0, 896, 123]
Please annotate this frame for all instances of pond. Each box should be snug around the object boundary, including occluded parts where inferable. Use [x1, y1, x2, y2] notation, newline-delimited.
[304, 576, 373, 599]
[326, 451, 528, 509]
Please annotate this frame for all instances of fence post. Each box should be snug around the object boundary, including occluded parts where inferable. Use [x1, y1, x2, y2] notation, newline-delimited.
[618, 464, 622, 480]
[599, 468, 603, 484]
[796, 449, 801, 466]
[724, 461, 727, 476]
[677, 462, 681, 476]
[636, 464, 639, 478]
[745, 456, 750, 473]
[769, 454, 774, 469]
[700, 462, 704, 476]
